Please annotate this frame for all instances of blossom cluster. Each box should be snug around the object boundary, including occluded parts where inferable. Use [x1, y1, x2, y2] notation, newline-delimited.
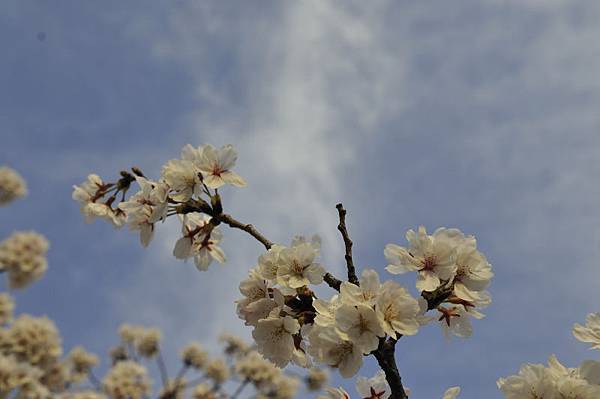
[497, 313, 600, 398]
[72, 145, 498, 397]
[319, 371, 460, 399]
[0, 166, 27, 206]
[0, 230, 49, 289]
[236, 226, 493, 381]
[5, 168, 336, 399]
[72, 144, 243, 271]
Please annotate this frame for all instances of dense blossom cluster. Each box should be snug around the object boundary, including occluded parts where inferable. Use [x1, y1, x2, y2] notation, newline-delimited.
[71, 144, 244, 271]
[1, 166, 334, 399]
[0, 166, 27, 206]
[69, 145, 500, 397]
[496, 313, 600, 398]
[57, 139, 600, 398]
[235, 226, 493, 380]
[0, 231, 49, 289]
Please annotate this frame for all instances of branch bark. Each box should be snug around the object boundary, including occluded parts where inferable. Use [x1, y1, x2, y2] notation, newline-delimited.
[323, 272, 342, 291]
[335, 203, 359, 286]
[217, 214, 273, 250]
[372, 338, 409, 399]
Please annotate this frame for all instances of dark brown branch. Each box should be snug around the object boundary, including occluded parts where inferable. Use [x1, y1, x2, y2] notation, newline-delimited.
[372, 338, 409, 399]
[335, 203, 359, 286]
[217, 214, 273, 250]
[323, 272, 342, 291]
[422, 286, 453, 311]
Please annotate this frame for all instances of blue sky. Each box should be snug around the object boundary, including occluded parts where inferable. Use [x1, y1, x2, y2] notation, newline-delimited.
[1, 1, 600, 397]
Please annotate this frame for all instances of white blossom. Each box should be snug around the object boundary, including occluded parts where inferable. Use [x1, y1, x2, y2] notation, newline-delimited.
[173, 213, 225, 271]
[252, 315, 300, 368]
[385, 226, 457, 292]
[436, 229, 493, 301]
[72, 174, 125, 227]
[340, 269, 381, 306]
[307, 326, 363, 378]
[276, 243, 324, 289]
[313, 296, 342, 328]
[442, 387, 461, 399]
[0, 166, 27, 205]
[118, 177, 168, 247]
[256, 245, 284, 281]
[161, 158, 203, 202]
[195, 144, 246, 189]
[356, 370, 390, 399]
[573, 313, 600, 350]
[335, 303, 384, 354]
[375, 281, 420, 338]
[497, 363, 557, 399]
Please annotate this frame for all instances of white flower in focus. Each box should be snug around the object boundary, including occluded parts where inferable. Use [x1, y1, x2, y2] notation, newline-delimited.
[436, 229, 493, 301]
[496, 363, 557, 399]
[385, 226, 457, 292]
[118, 177, 168, 247]
[340, 269, 381, 306]
[236, 268, 279, 326]
[257, 245, 284, 281]
[313, 296, 343, 328]
[335, 303, 384, 354]
[161, 158, 203, 202]
[573, 313, 600, 350]
[252, 315, 300, 367]
[308, 326, 363, 378]
[276, 243, 324, 289]
[173, 213, 225, 271]
[356, 370, 390, 399]
[72, 174, 125, 227]
[442, 387, 461, 399]
[375, 281, 420, 338]
[0, 166, 27, 205]
[196, 144, 246, 189]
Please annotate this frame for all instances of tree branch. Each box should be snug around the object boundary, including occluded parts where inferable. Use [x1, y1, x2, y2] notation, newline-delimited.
[335, 203, 359, 286]
[217, 214, 273, 250]
[372, 338, 409, 399]
[216, 212, 345, 292]
[323, 272, 342, 291]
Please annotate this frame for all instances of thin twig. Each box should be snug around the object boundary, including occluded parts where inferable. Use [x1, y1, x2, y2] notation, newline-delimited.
[156, 350, 169, 388]
[335, 203, 359, 286]
[231, 379, 250, 399]
[87, 370, 102, 391]
[174, 364, 189, 385]
[218, 214, 273, 250]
